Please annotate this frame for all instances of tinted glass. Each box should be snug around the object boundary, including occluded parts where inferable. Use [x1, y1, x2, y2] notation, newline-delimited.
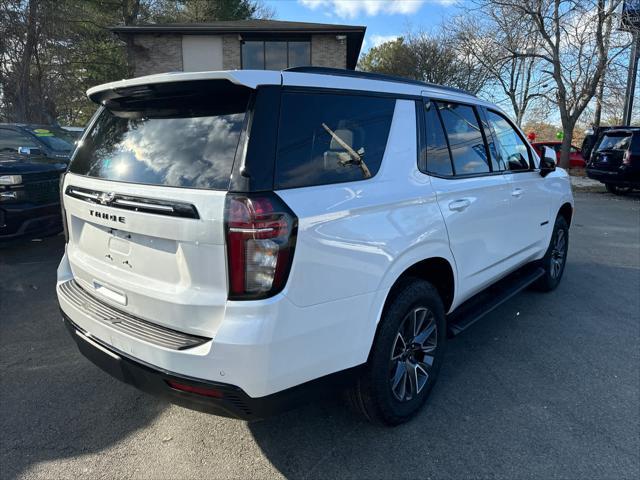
[424, 101, 453, 176]
[242, 41, 264, 69]
[478, 110, 502, 171]
[437, 102, 490, 175]
[265, 41, 288, 70]
[276, 93, 395, 189]
[25, 127, 74, 151]
[486, 110, 530, 171]
[70, 108, 246, 190]
[288, 41, 311, 67]
[597, 133, 632, 151]
[0, 128, 37, 151]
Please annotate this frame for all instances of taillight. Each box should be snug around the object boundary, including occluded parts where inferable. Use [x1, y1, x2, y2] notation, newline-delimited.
[225, 193, 297, 300]
[622, 151, 638, 165]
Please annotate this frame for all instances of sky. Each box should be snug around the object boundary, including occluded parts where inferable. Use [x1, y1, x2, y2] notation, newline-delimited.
[264, 0, 460, 51]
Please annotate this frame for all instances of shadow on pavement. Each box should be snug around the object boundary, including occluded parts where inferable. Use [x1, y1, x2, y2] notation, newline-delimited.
[248, 260, 640, 479]
[0, 236, 167, 480]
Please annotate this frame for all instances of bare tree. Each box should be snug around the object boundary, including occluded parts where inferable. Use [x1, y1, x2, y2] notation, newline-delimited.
[477, 0, 628, 168]
[453, 6, 550, 126]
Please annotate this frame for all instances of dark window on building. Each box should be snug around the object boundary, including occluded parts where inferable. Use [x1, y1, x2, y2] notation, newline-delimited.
[265, 41, 288, 70]
[437, 102, 490, 175]
[486, 110, 531, 171]
[423, 101, 453, 176]
[275, 92, 396, 189]
[241, 40, 311, 70]
[288, 42, 311, 68]
[242, 41, 264, 69]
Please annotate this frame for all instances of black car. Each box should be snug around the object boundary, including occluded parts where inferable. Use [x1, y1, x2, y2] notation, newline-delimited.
[0, 123, 77, 162]
[586, 127, 640, 194]
[0, 124, 74, 242]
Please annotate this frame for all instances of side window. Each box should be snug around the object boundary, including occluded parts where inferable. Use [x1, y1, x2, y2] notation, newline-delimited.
[0, 128, 37, 151]
[275, 92, 395, 189]
[423, 101, 453, 176]
[436, 102, 490, 175]
[486, 110, 531, 171]
[477, 109, 502, 172]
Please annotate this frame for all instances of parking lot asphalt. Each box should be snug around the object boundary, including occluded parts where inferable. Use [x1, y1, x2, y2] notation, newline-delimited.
[1, 191, 639, 480]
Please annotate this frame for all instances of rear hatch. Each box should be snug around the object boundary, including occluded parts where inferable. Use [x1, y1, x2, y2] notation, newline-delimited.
[62, 78, 255, 337]
[590, 131, 632, 171]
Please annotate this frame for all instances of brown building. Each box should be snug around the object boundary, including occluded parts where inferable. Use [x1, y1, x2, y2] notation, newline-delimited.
[111, 19, 366, 77]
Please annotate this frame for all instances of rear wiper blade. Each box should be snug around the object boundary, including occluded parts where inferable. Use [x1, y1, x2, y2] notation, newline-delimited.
[322, 123, 372, 179]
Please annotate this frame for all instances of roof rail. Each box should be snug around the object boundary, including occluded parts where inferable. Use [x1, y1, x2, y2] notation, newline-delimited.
[284, 66, 476, 97]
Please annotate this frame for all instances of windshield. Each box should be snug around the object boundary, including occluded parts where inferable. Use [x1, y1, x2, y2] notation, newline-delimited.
[597, 133, 632, 152]
[25, 127, 75, 152]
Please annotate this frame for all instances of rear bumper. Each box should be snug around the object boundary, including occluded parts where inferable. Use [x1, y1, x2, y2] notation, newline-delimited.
[0, 202, 62, 241]
[62, 313, 359, 420]
[586, 167, 640, 187]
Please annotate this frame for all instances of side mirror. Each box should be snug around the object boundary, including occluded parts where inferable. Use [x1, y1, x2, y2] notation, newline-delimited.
[18, 146, 43, 156]
[540, 146, 556, 177]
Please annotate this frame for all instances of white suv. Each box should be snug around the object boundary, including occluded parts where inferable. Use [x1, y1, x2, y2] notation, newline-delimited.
[56, 67, 573, 425]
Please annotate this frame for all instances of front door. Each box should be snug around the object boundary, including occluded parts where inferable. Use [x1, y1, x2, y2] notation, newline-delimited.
[483, 109, 551, 264]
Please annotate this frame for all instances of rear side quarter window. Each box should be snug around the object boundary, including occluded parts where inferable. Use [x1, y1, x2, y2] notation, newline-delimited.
[274, 92, 396, 189]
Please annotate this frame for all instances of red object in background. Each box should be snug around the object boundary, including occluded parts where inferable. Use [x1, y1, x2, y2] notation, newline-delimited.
[531, 141, 586, 168]
[527, 132, 536, 141]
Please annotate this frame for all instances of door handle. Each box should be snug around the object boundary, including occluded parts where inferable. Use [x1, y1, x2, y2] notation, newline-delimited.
[512, 188, 524, 198]
[448, 199, 471, 212]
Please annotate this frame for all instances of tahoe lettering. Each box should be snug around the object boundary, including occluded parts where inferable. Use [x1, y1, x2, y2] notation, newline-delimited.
[89, 210, 125, 224]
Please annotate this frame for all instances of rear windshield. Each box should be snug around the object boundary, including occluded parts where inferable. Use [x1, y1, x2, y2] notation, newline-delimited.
[69, 81, 250, 190]
[597, 133, 632, 152]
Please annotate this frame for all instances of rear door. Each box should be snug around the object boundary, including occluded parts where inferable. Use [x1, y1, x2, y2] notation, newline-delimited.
[423, 99, 513, 300]
[62, 79, 252, 337]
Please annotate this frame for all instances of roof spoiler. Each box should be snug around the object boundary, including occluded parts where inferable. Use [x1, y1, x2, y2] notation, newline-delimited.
[87, 70, 282, 105]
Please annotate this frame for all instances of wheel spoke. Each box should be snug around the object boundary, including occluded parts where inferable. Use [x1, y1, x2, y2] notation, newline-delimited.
[391, 361, 406, 389]
[391, 361, 408, 401]
[391, 332, 406, 361]
[420, 354, 435, 368]
[406, 359, 429, 396]
[415, 362, 429, 393]
[413, 308, 427, 337]
[414, 317, 436, 347]
[405, 360, 418, 398]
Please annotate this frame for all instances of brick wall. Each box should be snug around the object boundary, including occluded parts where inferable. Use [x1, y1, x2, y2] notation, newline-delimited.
[311, 35, 346, 69]
[222, 35, 241, 70]
[130, 34, 183, 77]
[126, 32, 348, 76]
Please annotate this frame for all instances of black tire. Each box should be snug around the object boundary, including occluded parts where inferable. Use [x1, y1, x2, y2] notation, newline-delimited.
[532, 215, 569, 292]
[347, 278, 447, 426]
[605, 184, 631, 195]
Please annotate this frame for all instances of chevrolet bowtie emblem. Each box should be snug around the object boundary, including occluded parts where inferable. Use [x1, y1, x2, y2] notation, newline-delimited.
[97, 191, 116, 205]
